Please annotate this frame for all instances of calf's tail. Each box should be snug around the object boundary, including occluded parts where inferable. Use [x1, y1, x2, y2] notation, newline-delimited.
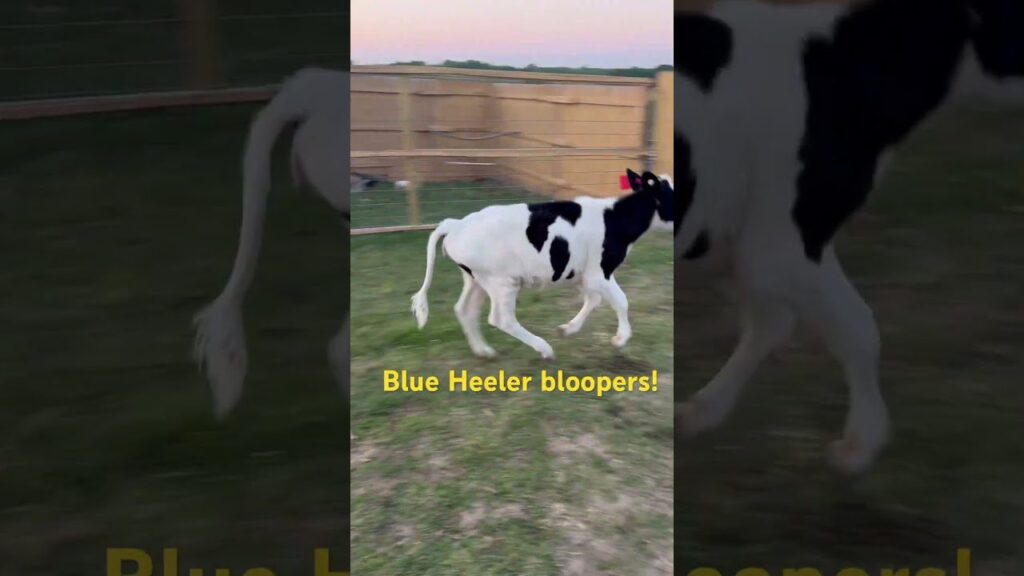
[193, 69, 313, 419]
[411, 218, 459, 328]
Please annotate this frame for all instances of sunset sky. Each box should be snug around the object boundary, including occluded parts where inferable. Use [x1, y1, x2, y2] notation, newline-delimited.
[351, 0, 673, 68]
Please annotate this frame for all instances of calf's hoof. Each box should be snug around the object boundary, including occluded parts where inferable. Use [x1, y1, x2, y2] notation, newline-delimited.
[558, 323, 578, 337]
[677, 401, 705, 437]
[611, 333, 630, 348]
[827, 436, 884, 476]
[677, 397, 723, 437]
[473, 345, 497, 358]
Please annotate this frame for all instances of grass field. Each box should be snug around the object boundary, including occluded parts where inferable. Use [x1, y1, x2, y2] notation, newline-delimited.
[350, 227, 674, 574]
[2, 98, 1022, 575]
[676, 104, 1024, 574]
[0, 104, 349, 575]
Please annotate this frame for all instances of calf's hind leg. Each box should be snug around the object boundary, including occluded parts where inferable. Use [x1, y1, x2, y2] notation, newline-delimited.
[559, 290, 602, 336]
[479, 277, 555, 359]
[796, 248, 889, 475]
[454, 272, 496, 358]
[679, 295, 795, 436]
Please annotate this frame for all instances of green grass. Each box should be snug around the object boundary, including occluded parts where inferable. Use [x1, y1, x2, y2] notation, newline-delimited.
[350, 229, 674, 574]
[676, 104, 1024, 574]
[0, 104, 349, 575]
[3, 97, 1022, 575]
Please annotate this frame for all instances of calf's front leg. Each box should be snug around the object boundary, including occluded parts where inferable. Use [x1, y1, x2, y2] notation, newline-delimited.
[454, 272, 496, 358]
[481, 277, 555, 359]
[679, 296, 794, 436]
[594, 276, 631, 348]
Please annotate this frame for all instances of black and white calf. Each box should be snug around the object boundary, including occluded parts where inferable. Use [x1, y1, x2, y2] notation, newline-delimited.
[411, 170, 673, 359]
[677, 0, 1023, 474]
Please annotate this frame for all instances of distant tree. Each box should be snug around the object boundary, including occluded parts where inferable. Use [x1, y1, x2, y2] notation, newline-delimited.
[383, 59, 673, 78]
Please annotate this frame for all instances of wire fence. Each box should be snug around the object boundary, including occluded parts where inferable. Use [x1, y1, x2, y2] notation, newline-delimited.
[0, 1, 346, 103]
[350, 66, 674, 235]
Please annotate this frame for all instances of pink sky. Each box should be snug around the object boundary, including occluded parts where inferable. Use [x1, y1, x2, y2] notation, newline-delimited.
[351, 0, 673, 68]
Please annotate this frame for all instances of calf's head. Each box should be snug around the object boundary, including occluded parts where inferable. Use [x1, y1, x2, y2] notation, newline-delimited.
[625, 168, 674, 232]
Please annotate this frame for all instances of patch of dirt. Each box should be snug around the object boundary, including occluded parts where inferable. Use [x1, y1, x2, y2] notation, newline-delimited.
[457, 501, 527, 536]
[589, 493, 635, 516]
[352, 477, 397, 500]
[547, 432, 611, 463]
[549, 493, 674, 575]
[425, 453, 455, 483]
[492, 503, 527, 520]
[351, 441, 379, 469]
[409, 439, 460, 484]
[644, 544, 674, 576]
[544, 425, 674, 575]
[547, 502, 620, 576]
[458, 502, 488, 533]
[393, 524, 416, 547]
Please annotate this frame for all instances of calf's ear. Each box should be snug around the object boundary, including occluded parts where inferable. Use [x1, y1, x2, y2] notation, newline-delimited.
[640, 171, 661, 194]
[626, 168, 643, 192]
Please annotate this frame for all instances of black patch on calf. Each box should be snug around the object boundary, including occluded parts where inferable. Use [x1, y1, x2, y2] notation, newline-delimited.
[550, 237, 570, 282]
[794, 0, 970, 262]
[676, 134, 694, 227]
[677, 14, 734, 92]
[456, 263, 473, 277]
[656, 177, 674, 226]
[626, 168, 644, 191]
[683, 230, 710, 260]
[566, 270, 575, 280]
[674, 133, 696, 261]
[601, 174, 660, 278]
[526, 201, 582, 252]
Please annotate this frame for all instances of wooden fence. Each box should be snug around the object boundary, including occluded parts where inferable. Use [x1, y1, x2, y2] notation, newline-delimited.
[351, 66, 673, 231]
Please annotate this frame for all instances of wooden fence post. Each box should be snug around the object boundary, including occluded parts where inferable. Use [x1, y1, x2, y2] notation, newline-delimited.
[399, 77, 422, 225]
[654, 70, 674, 178]
[178, 0, 222, 89]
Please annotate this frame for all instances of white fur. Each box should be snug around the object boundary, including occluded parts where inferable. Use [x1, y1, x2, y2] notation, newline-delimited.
[412, 180, 672, 360]
[677, 1, 1023, 475]
[951, 47, 1024, 107]
[193, 67, 350, 419]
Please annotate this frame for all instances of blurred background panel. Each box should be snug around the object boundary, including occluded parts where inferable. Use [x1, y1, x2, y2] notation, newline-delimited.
[675, 0, 1024, 573]
[0, 2, 350, 575]
[0, 0, 346, 101]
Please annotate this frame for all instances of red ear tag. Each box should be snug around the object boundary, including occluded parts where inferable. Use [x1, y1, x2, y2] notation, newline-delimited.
[620, 175, 631, 190]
